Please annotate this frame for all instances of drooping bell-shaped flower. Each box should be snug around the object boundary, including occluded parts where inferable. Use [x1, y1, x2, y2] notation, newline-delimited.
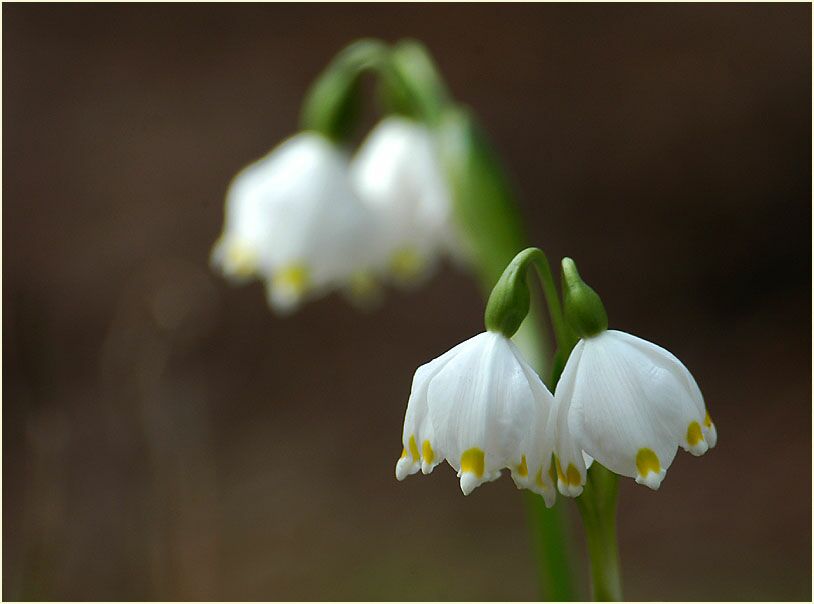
[556, 258, 716, 491]
[350, 117, 456, 285]
[211, 132, 380, 313]
[557, 330, 716, 490]
[395, 331, 559, 504]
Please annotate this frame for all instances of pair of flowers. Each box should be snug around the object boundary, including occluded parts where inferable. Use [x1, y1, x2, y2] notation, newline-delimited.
[211, 117, 458, 313]
[397, 260, 717, 503]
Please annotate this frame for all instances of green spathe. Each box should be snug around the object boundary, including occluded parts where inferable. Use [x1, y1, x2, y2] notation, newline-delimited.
[561, 257, 608, 339]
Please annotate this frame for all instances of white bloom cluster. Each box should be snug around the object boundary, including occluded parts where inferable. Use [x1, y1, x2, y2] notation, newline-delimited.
[397, 328, 716, 502]
[211, 117, 456, 313]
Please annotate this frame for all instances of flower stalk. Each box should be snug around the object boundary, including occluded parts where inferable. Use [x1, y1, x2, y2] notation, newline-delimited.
[575, 463, 622, 602]
[524, 491, 577, 601]
[493, 249, 625, 600]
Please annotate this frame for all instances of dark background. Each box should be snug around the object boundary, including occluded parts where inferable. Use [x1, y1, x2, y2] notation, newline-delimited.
[4, 3, 811, 601]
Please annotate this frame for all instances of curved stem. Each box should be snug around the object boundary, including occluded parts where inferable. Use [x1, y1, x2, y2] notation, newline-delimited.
[300, 39, 390, 141]
[526, 248, 576, 356]
[300, 39, 453, 143]
[484, 246, 577, 384]
[524, 250, 582, 389]
[386, 39, 451, 126]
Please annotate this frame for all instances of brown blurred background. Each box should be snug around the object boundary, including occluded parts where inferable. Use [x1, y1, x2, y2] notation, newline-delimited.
[3, 3, 811, 601]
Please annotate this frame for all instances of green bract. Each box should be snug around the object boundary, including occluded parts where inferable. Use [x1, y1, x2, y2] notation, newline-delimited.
[484, 248, 534, 337]
[561, 257, 608, 339]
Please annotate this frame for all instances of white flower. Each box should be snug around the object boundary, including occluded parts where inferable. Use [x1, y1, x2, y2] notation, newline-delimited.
[211, 132, 380, 313]
[350, 117, 457, 285]
[555, 329, 717, 492]
[395, 331, 562, 504]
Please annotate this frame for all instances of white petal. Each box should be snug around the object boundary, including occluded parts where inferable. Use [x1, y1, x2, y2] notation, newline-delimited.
[427, 333, 533, 475]
[264, 276, 306, 315]
[351, 117, 455, 281]
[458, 469, 500, 496]
[513, 356, 558, 504]
[213, 132, 381, 310]
[561, 330, 713, 490]
[395, 455, 418, 481]
[635, 466, 667, 490]
[210, 235, 264, 283]
[259, 139, 377, 288]
[609, 331, 712, 457]
[395, 338, 468, 480]
[216, 133, 337, 277]
[552, 340, 588, 497]
[704, 418, 718, 449]
[396, 331, 557, 497]
[566, 332, 679, 482]
[459, 471, 480, 496]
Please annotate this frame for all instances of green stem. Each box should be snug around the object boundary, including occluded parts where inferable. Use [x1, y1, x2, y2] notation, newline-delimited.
[488, 274, 576, 601]
[524, 493, 576, 601]
[398, 50, 578, 602]
[575, 463, 622, 601]
[300, 38, 390, 142]
[385, 39, 451, 126]
[300, 39, 452, 143]
[514, 302, 576, 601]
[526, 248, 576, 356]
[493, 249, 579, 600]
[520, 249, 580, 389]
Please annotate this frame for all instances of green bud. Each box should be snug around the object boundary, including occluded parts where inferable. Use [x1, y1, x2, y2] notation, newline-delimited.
[300, 39, 389, 143]
[561, 258, 608, 339]
[484, 249, 533, 337]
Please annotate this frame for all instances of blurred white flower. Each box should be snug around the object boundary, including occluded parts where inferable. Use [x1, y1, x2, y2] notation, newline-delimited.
[351, 117, 457, 285]
[396, 331, 562, 503]
[211, 132, 380, 313]
[555, 329, 716, 491]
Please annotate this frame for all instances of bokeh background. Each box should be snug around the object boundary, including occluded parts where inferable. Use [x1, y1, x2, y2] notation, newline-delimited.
[4, 4, 811, 601]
